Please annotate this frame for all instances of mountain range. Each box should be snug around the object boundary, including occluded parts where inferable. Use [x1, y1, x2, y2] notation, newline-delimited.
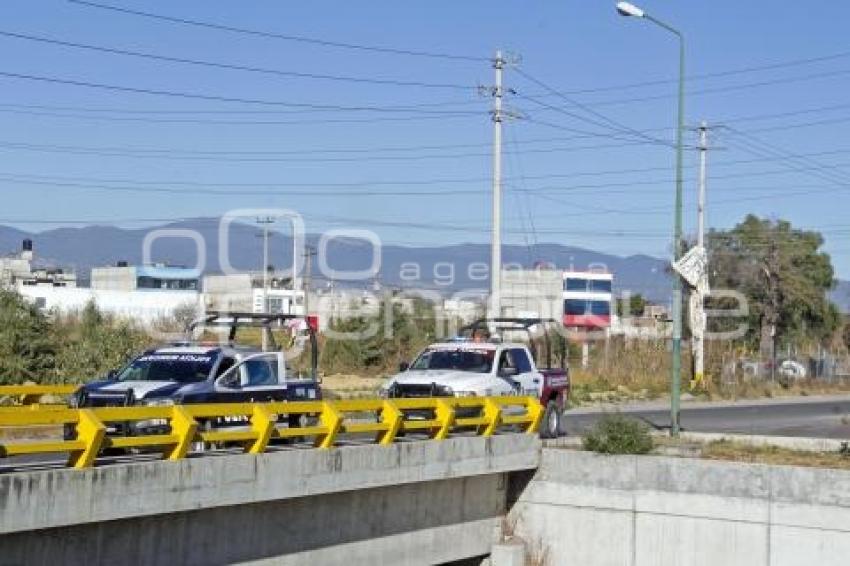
[2, 218, 848, 311]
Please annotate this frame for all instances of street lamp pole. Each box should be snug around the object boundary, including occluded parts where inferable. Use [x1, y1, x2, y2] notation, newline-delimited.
[616, 2, 685, 436]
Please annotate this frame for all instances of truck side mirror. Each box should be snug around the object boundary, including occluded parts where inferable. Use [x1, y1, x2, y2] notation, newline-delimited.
[106, 369, 117, 380]
[399, 361, 410, 372]
[218, 371, 241, 389]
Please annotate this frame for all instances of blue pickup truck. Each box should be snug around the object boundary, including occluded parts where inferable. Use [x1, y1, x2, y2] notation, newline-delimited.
[67, 312, 320, 443]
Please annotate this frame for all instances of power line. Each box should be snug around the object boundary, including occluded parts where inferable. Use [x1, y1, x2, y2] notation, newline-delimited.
[722, 102, 850, 125]
[5, 144, 850, 189]
[2, 92, 848, 134]
[0, 96, 484, 114]
[4, 66, 850, 120]
[0, 175, 487, 197]
[521, 115, 677, 148]
[0, 29, 473, 90]
[68, 0, 487, 63]
[0, 137, 666, 163]
[0, 106, 485, 126]
[724, 127, 850, 187]
[7, 213, 850, 243]
[4, 158, 850, 199]
[513, 67, 670, 147]
[742, 114, 850, 135]
[528, 68, 850, 110]
[0, 69, 483, 114]
[520, 49, 850, 97]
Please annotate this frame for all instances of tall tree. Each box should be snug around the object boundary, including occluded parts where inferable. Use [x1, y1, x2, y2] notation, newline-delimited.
[708, 215, 838, 364]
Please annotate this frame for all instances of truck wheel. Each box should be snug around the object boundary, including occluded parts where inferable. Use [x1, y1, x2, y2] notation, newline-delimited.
[539, 400, 562, 439]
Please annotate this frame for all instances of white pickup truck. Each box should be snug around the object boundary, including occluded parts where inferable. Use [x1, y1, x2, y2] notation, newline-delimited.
[381, 318, 570, 438]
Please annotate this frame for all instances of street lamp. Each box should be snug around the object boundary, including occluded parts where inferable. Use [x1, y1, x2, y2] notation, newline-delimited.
[616, 1, 685, 436]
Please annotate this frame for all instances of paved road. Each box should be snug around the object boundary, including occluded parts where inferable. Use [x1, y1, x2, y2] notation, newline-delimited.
[563, 395, 850, 439]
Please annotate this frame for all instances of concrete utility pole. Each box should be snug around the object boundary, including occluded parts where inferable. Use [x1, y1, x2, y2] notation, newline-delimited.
[697, 122, 708, 248]
[490, 50, 504, 318]
[257, 217, 275, 350]
[291, 232, 299, 300]
[693, 121, 708, 388]
[303, 245, 316, 320]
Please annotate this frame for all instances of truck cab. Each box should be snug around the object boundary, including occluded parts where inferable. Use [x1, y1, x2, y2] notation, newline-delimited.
[383, 318, 570, 438]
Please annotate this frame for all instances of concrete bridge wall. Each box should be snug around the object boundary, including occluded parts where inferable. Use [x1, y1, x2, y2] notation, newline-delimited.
[511, 448, 850, 566]
[0, 435, 540, 566]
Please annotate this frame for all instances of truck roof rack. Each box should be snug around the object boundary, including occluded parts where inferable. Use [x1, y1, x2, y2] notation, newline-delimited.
[186, 311, 318, 378]
[460, 317, 566, 370]
[188, 311, 305, 332]
[460, 317, 559, 333]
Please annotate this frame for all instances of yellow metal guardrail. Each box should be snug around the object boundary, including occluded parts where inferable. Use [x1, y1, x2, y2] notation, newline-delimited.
[0, 385, 79, 407]
[0, 396, 542, 469]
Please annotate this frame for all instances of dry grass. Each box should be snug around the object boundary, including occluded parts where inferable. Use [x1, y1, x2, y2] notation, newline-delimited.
[567, 337, 850, 406]
[701, 440, 850, 470]
[321, 373, 386, 399]
[0, 424, 61, 440]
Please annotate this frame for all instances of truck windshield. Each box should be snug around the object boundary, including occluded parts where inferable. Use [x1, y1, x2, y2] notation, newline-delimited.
[410, 349, 494, 373]
[116, 353, 216, 383]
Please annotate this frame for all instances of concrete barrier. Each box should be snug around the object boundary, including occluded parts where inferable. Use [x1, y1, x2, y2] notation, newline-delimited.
[0, 435, 540, 566]
[511, 448, 850, 566]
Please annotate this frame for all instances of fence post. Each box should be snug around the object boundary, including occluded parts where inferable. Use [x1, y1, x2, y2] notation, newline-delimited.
[315, 401, 342, 449]
[432, 399, 455, 440]
[246, 404, 276, 454]
[68, 409, 106, 469]
[165, 405, 199, 460]
[378, 400, 403, 445]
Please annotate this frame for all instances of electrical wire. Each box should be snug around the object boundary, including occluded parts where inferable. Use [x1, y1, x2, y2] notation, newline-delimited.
[521, 49, 850, 97]
[0, 106, 485, 126]
[513, 68, 670, 147]
[0, 29, 474, 90]
[0, 137, 667, 163]
[6, 145, 850, 190]
[527, 68, 850, 110]
[0, 69, 483, 114]
[67, 0, 488, 63]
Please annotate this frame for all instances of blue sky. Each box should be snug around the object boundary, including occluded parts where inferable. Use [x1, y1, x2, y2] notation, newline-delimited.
[2, 1, 850, 275]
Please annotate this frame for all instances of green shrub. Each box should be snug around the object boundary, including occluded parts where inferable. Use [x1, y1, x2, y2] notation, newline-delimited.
[0, 290, 55, 383]
[582, 413, 654, 455]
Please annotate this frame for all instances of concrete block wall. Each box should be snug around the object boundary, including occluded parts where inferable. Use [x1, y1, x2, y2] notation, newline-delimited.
[511, 449, 850, 566]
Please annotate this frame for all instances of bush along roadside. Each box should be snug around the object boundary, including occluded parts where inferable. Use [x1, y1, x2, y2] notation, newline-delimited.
[582, 413, 654, 455]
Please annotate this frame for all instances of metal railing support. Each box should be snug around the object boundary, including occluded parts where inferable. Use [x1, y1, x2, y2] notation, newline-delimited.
[165, 405, 198, 461]
[315, 401, 342, 449]
[67, 409, 106, 469]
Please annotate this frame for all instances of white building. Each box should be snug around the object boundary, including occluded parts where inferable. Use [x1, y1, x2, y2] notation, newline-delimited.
[500, 268, 564, 320]
[1, 239, 77, 289]
[18, 262, 201, 324]
[91, 263, 199, 291]
[17, 284, 201, 325]
[203, 273, 305, 316]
